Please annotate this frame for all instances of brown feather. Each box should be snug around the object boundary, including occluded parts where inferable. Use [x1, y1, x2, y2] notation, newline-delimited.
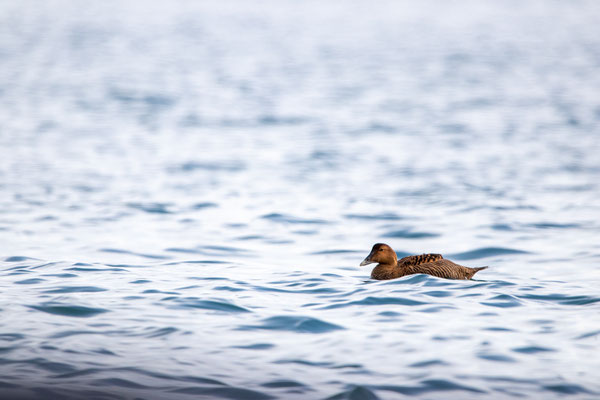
[402, 259, 484, 280]
[398, 253, 443, 267]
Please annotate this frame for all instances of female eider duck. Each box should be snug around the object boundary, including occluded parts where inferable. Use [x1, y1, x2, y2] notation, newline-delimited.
[360, 243, 487, 280]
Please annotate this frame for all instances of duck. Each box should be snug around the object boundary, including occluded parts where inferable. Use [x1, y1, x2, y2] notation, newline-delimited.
[360, 243, 487, 280]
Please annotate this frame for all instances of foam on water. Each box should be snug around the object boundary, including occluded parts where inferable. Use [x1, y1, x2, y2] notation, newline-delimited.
[1, 0, 600, 399]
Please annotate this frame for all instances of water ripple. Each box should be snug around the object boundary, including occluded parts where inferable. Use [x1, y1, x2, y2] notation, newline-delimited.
[450, 247, 530, 260]
[375, 379, 486, 395]
[327, 386, 380, 400]
[323, 296, 427, 309]
[94, 377, 150, 389]
[543, 384, 593, 395]
[171, 386, 275, 399]
[169, 160, 245, 173]
[29, 303, 109, 318]
[127, 202, 174, 214]
[512, 346, 555, 354]
[239, 316, 344, 334]
[15, 278, 45, 284]
[261, 213, 330, 225]
[344, 212, 403, 221]
[233, 343, 275, 350]
[99, 248, 171, 260]
[261, 379, 306, 388]
[4, 256, 37, 262]
[310, 249, 361, 255]
[481, 294, 523, 308]
[383, 229, 440, 239]
[42, 286, 107, 293]
[527, 222, 581, 229]
[517, 293, 600, 306]
[408, 359, 450, 368]
[169, 298, 251, 313]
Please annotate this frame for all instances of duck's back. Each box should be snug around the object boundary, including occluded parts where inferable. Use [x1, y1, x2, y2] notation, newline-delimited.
[398, 253, 444, 267]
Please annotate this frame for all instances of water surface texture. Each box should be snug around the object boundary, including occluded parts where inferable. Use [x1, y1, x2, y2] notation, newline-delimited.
[1, 1, 600, 399]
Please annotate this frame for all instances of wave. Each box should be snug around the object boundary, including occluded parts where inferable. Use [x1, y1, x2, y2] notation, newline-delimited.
[449, 247, 530, 260]
[28, 303, 109, 318]
[238, 315, 344, 334]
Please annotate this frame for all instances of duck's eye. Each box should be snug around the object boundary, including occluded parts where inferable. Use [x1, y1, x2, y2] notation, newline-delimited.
[378, 248, 384, 251]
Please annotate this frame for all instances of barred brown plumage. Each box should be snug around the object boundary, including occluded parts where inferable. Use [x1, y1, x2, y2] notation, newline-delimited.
[360, 243, 487, 280]
[398, 253, 443, 267]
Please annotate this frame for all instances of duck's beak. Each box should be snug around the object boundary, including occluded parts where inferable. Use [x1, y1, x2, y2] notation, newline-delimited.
[359, 253, 374, 266]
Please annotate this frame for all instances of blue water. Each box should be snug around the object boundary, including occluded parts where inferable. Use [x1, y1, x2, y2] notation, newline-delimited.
[1, 1, 600, 399]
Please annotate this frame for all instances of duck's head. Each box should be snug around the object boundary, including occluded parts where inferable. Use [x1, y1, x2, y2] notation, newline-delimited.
[360, 243, 398, 266]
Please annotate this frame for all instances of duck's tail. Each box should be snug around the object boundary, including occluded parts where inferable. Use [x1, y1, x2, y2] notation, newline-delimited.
[466, 266, 488, 280]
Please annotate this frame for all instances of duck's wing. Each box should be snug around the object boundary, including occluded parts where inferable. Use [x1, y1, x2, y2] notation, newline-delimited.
[406, 259, 478, 280]
[397, 253, 444, 267]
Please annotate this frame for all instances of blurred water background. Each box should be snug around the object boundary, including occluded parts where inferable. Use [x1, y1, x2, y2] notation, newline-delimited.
[1, 0, 600, 399]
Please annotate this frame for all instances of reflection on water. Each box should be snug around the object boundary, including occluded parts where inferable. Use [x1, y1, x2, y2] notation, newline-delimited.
[1, 0, 600, 399]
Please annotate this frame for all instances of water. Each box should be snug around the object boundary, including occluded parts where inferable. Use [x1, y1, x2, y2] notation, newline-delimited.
[1, 0, 600, 398]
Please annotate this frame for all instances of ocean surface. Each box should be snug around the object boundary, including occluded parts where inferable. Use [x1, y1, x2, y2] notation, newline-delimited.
[1, 1, 600, 399]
